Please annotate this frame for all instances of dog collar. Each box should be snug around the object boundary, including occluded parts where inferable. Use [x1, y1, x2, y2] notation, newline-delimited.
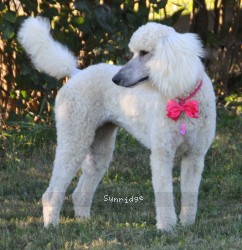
[166, 80, 203, 135]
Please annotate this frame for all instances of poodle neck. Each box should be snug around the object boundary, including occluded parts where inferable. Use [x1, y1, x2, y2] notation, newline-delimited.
[177, 80, 203, 104]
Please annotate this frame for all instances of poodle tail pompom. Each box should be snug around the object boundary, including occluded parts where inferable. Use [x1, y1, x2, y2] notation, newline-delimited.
[18, 16, 78, 79]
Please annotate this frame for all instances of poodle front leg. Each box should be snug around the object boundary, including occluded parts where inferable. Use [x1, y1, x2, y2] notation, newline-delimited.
[179, 153, 205, 226]
[150, 151, 177, 232]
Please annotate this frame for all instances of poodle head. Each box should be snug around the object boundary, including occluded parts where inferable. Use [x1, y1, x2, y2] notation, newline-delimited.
[112, 22, 204, 98]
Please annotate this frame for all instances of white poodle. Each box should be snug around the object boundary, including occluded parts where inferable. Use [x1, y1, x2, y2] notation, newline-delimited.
[18, 17, 216, 232]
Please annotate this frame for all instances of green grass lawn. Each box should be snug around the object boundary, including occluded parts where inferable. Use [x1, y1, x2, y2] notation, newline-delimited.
[0, 108, 241, 249]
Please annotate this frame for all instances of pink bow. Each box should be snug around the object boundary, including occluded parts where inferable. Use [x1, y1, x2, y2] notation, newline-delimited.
[166, 99, 199, 122]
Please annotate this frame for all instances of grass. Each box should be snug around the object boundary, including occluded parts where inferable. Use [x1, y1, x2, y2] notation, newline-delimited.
[0, 108, 241, 249]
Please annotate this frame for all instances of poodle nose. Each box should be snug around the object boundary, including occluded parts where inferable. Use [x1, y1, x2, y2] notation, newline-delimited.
[112, 75, 121, 85]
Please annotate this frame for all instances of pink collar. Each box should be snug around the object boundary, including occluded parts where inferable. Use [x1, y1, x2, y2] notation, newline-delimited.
[166, 80, 203, 135]
[178, 80, 203, 105]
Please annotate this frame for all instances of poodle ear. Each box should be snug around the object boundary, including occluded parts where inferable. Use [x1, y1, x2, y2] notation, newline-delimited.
[147, 31, 204, 97]
[178, 32, 204, 58]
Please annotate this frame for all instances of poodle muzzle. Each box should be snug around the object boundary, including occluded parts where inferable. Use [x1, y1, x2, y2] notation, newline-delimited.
[112, 53, 151, 87]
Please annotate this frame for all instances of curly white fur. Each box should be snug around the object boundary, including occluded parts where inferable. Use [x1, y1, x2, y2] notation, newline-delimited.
[18, 17, 77, 79]
[18, 17, 216, 232]
[128, 23, 205, 98]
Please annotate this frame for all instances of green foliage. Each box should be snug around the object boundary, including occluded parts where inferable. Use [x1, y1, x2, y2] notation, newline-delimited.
[0, 123, 56, 169]
[224, 94, 242, 115]
[0, 0, 241, 125]
[0, 0, 171, 124]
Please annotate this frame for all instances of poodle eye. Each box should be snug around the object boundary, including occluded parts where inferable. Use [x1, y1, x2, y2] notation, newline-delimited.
[139, 50, 149, 56]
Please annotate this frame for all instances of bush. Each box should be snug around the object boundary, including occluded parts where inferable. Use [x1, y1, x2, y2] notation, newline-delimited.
[0, 0, 171, 125]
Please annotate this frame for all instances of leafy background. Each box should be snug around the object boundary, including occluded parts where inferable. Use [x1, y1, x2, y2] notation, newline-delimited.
[0, 0, 241, 126]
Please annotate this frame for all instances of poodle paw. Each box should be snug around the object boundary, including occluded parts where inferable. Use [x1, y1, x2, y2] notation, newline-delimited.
[43, 207, 60, 227]
[179, 209, 196, 227]
[74, 207, 91, 219]
[156, 221, 176, 232]
[156, 211, 177, 232]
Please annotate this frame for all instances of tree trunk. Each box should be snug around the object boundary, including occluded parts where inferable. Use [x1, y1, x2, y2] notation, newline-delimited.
[213, 0, 241, 94]
[190, 0, 208, 45]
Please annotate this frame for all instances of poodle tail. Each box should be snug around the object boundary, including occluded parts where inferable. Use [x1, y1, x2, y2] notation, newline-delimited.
[18, 17, 79, 79]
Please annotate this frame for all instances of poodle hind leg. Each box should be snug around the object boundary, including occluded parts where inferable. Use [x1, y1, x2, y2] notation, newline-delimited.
[42, 127, 95, 227]
[72, 123, 118, 219]
[179, 152, 205, 226]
